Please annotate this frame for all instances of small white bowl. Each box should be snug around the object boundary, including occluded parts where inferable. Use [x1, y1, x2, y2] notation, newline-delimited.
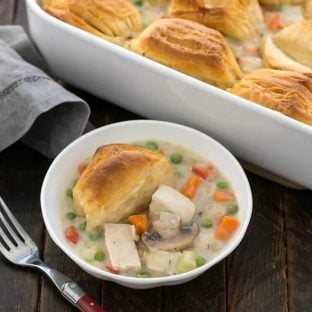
[40, 120, 252, 289]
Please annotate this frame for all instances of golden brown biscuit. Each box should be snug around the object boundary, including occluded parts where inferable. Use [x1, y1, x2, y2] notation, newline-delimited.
[169, 0, 205, 11]
[69, 0, 142, 37]
[228, 69, 312, 125]
[273, 20, 312, 69]
[259, 0, 303, 4]
[129, 18, 243, 88]
[261, 36, 312, 73]
[41, 0, 74, 10]
[303, 0, 312, 19]
[45, 7, 119, 42]
[168, 0, 264, 41]
[73, 144, 176, 230]
[42, 0, 141, 40]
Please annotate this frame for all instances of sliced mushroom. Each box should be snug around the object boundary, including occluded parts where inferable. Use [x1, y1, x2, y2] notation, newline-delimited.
[142, 223, 199, 251]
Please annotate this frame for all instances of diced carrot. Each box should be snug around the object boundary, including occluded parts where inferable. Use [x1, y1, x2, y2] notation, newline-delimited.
[267, 14, 284, 31]
[213, 190, 236, 202]
[78, 163, 88, 175]
[215, 215, 240, 240]
[128, 214, 148, 235]
[106, 265, 120, 274]
[192, 163, 215, 180]
[181, 175, 201, 199]
[65, 226, 80, 244]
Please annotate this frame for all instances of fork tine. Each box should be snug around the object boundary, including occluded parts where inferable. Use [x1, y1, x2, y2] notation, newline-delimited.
[0, 196, 33, 244]
[0, 209, 23, 246]
[0, 225, 16, 250]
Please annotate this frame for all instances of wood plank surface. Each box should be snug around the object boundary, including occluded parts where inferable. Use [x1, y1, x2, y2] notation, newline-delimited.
[227, 173, 288, 312]
[14, 0, 28, 32]
[1, 1, 312, 312]
[163, 262, 227, 312]
[0, 143, 49, 312]
[101, 283, 162, 312]
[0, 0, 15, 25]
[284, 190, 312, 312]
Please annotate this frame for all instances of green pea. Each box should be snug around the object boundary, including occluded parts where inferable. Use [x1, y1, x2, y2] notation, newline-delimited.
[227, 203, 239, 215]
[196, 257, 207, 267]
[276, 4, 283, 11]
[94, 251, 106, 261]
[170, 153, 183, 164]
[134, 0, 143, 6]
[89, 232, 102, 241]
[66, 212, 76, 220]
[79, 222, 86, 232]
[66, 188, 73, 199]
[201, 218, 213, 228]
[144, 141, 159, 152]
[136, 271, 151, 278]
[217, 181, 229, 189]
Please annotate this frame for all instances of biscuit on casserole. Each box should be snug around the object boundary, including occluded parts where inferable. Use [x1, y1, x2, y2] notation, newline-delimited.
[129, 18, 243, 89]
[43, 0, 141, 41]
[261, 36, 312, 73]
[42, 0, 119, 42]
[258, 0, 304, 5]
[73, 144, 176, 230]
[69, 0, 142, 37]
[303, 0, 312, 19]
[273, 20, 312, 69]
[168, 0, 264, 41]
[228, 69, 312, 125]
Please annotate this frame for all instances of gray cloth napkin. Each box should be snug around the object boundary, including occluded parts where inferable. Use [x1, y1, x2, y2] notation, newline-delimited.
[0, 26, 90, 158]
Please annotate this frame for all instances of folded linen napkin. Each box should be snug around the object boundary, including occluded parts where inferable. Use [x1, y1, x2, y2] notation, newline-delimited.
[0, 26, 90, 158]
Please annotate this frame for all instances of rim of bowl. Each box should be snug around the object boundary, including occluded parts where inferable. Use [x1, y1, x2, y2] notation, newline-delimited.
[40, 120, 253, 285]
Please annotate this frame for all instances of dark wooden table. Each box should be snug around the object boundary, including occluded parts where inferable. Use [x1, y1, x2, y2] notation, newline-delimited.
[1, 1, 311, 311]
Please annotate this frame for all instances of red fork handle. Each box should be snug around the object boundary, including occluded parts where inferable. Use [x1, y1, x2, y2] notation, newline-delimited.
[77, 295, 107, 312]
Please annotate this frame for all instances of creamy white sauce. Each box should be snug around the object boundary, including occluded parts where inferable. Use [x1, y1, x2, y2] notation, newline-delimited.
[134, 0, 169, 28]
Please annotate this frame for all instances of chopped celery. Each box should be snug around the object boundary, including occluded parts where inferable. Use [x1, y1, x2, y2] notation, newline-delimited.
[177, 250, 197, 273]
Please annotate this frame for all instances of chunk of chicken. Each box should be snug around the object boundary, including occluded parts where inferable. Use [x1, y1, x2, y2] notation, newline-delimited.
[152, 212, 181, 239]
[149, 185, 196, 225]
[105, 224, 141, 270]
[144, 250, 181, 275]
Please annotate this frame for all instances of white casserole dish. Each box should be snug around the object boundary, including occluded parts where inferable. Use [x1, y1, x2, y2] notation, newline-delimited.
[26, 0, 312, 189]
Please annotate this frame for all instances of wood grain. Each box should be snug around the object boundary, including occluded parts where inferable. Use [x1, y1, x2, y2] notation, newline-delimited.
[227, 173, 288, 312]
[0, 0, 15, 25]
[163, 262, 227, 312]
[101, 283, 161, 312]
[285, 190, 312, 312]
[1, 3, 312, 311]
[0, 143, 48, 312]
[14, 0, 28, 31]
[68, 87, 142, 127]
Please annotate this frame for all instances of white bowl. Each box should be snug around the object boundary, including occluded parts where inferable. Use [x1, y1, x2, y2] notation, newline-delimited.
[40, 120, 252, 289]
[26, 0, 312, 189]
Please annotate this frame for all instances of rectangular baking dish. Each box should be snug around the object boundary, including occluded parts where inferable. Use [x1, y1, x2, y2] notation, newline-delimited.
[26, 0, 312, 190]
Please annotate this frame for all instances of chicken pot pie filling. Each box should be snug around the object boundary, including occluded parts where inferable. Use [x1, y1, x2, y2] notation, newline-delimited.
[62, 142, 240, 277]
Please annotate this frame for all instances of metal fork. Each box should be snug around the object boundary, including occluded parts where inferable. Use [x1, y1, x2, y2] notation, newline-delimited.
[0, 196, 106, 312]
